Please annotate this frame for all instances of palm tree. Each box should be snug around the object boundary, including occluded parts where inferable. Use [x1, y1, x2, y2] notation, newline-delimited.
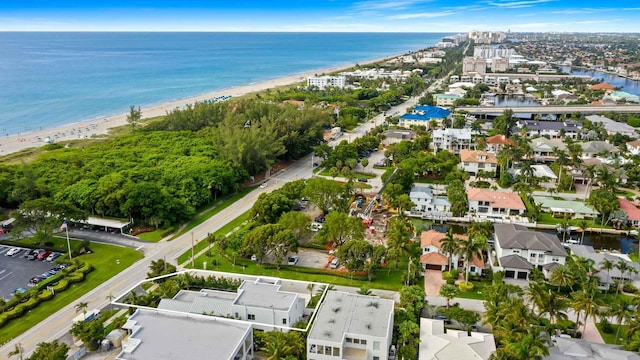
[553, 147, 569, 188]
[440, 284, 459, 308]
[540, 290, 569, 326]
[75, 301, 88, 318]
[440, 230, 460, 272]
[8, 343, 24, 360]
[458, 235, 484, 283]
[358, 285, 372, 295]
[583, 164, 597, 200]
[306, 283, 315, 297]
[386, 217, 415, 269]
[261, 331, 294, 360]
[615, 259, 630, 294]
[105, 293, 115, 312]
[599, 258, 615, 288]
[549, 264, 577, 292]
[608, 298, 631, 344]
[503, 331, 550, 360]
[578, 219, 589, 245]
[572, 286, 602, 338]
[525, 281, 548, 316]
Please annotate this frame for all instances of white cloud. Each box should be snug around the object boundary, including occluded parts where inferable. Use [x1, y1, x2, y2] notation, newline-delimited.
[352, 0, 431, 11]
[388, 11, 455, 19]
[487, 0, 556, 8]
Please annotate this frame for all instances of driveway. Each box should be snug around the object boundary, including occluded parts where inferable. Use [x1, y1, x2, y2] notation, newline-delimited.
[295, 248, 330, 269]
[424, 269, 445, 296]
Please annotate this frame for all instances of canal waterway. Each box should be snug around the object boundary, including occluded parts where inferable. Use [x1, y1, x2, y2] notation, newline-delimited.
[493, 95, 541, 107]
[560, 66, 640, 97]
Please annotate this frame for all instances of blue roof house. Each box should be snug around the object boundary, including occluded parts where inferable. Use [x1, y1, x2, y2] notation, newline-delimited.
[399, 106, 452, 128]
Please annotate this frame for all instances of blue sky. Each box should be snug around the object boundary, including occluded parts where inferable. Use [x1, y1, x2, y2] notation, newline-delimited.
[2, 0, 640, 32]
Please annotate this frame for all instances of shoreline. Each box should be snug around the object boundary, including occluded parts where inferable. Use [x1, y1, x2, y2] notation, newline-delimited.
[0, 52, 404, 157]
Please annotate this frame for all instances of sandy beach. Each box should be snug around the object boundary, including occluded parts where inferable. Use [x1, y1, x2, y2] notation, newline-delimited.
[0, 54, 397, 157]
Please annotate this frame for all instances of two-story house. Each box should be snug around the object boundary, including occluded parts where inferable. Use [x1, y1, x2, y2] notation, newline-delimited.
[626, 140, 640, 155]
[409, 185, 452, 218]
[459, 150, 498, 176]
[530, 137, 566, 162]
[483, 134, 516, 154]
[307, 291, 395, 360]
[419, 230, 484, 275]
[467, 188, 525, 220]
[516, 120, 582, 139]
[432, 128, 472, 153]
[493, 223, 567, 280]
[580, 141, 618, 159]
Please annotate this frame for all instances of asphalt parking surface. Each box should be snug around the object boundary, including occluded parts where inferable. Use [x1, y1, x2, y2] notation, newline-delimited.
[0, 245, 61, 300]
[295, 248, 330, 269]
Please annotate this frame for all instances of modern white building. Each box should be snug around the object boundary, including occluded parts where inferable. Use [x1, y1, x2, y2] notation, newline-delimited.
[433, 93, 462, 107]
[419, 318, 496, 360]
[307, 291, 395, 360]
[307, 76, 346, 90]
[409, 185, 452, 220]
[473, 46, 515, 59]
[433, 128, 472, 153]
[117, 309, 254, 360]
[158, 277, 305, 330]
[493, 223, 567, 280]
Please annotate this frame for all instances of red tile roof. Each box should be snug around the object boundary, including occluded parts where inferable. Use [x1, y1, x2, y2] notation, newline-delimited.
[619, 198, 640, 221]
[590, 82, 615, 91]
[420, 230, 468, 249]
[467, 188, 526, 210]
[460, 150, 498, 164]
[420, 252, 448, 265]
[485, 134, 517, 146]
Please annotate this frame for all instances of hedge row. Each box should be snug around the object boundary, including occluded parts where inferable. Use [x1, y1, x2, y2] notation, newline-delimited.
[0, 262, 93, 328]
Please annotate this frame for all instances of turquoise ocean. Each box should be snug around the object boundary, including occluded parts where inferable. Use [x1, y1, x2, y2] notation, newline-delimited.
[0, 32, 447, 135]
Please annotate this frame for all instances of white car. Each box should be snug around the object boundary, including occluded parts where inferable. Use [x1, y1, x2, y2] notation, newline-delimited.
[6, 247, 21, 257]
[287, 256, 299, 265]
[330, 258, 340, 269]
[259, 182, 268, 189]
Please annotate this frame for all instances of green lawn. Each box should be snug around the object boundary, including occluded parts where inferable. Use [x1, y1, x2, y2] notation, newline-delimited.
[455, 281, 489, 300]
[0, 239, 143, 344]
[318, 169, 377, 179]
[597, 322, 629, 345]
[137, 228, 171, 242]
[170, 186, 257, 241]
[177, 211, 251, 265]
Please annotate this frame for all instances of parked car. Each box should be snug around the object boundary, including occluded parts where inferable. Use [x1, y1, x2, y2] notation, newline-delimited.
[432, 314, 452, 324]
[48, 266, 62, 275]
[357, 178, 368, 183]
[40, 272, 53, 279]
[250, 254, 258, 261]
[330, 258, 340, 269]
[28, 249, 45, 260]
[29, 276, 43, 285]
[259, 182, 269, 189]
[314, 215, 325, 223]
[11, 288, 26, 296]
[46, 252, 61, 262]
[287, 256, 299, 265]
[5, 247, 22, 257]
[23, 249, 36, 259]
[37, 250, 52, 261]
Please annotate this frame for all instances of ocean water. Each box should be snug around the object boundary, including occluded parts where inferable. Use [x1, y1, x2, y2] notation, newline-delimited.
[0, 32, 447, 135]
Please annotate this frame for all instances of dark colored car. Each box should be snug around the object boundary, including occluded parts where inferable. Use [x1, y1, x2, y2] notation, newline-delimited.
[29, 276, 44, 285]
[314, 215, 325, 223]
[357, 178, 368, 183]
[432, 314, 452, 324]
[28, 249, 45, 260]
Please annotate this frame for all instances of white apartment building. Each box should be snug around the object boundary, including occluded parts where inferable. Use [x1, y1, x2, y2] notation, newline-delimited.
[307, 76, 346, 90]
[433, 93, 462, 107]
[307, 291, 395, 360]
[462, 57, 486, 75]
[491, 57, 509, 72]
[473, 45, 514, 59]
[432, 128, 472, 153]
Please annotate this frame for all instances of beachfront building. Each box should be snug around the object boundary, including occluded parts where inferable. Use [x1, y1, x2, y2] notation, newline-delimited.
[585, 115, 638, 137]
[516, 120, 582, 139]
[157, 277, 305, 331]
[483, 134, 516, 154]
[432, 128, 472, 153]
[419, 318, 496, 360]
[532, 196, 599, 220]
[307, 76, 346, 90]
[493, 223, 567, 280]
[307, 291, 395, 360]
[398, 106, 451, 128]
[459, 150, 498, 176]
[467, 188, 526, 220]
[117, 309, 254, 360]
[619, 198, 640, 227]
[434, 93, 462, 107]
[339, 68, 412, 81]
[409, 185, 452, 219]
[568, 245, 640, 290]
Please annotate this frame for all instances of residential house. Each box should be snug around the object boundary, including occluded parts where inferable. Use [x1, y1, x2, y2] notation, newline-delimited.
[419, 318, 496, 360]
[307, 76, 346, 90]
[516, 120, 582, 139]
[569, 159, 628, 186]
[419, 230, 484, 274]
[619, 198, 640, 227]
[493, 223, 567, 280]
[589, 82, 615, 91]
[546, 335, 640, 360]
[531, 137, 567, 162]
[532, 196, 599, 220]
[433, 128, 472, 153]
[585, 115, 638, 137]
[508, 165, 557, 188]
[409, 185, 452, 219]
[483, 134, 516, 154]
[579, 141, 618, 158]
[467, 189, 526, 220]
[434, 93, 462, 107]
[626, 140, 640, 155]
[307, 291, 395, 360]
[568, 245, 640, 290]
[459, 150, 498, 176]
[398, 106, 451, 128]
[383, 130, 416, 145]
[117, 309, 254, 360]
[158, 277, 305, 331]
[604, 91, 640, 103]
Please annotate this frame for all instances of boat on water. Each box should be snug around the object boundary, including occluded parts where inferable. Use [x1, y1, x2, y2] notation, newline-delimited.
[556, 225, 581, 233]
[561, 238, 580, 248]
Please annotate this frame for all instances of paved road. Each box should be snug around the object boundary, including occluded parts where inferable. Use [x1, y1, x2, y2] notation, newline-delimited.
[457, 104, 640, 115]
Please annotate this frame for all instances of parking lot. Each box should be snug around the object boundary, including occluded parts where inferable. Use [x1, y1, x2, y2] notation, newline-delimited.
[0, 245, 62, 300]
[295, 248, 331, 269]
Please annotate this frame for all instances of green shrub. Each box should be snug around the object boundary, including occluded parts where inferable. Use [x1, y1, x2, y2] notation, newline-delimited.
[450, 269, 459, 279]
[442, 271, 452, 280]
[67, 271, 85, 284]
[600, 318, 614, 334]
[623, 283, 638, 294]
[493, 271, 504, 284]
[446, 278, 456, 285]
[22, 296, 41, 311]
[53, 279, 69, 292]
[79, 263, 94, 274]
[38, 290, 54, 302]
[161, 226, 177, 238]
[458, 281, 475, 292]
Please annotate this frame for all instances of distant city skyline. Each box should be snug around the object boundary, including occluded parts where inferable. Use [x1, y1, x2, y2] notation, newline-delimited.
[2, 0, 640, 32]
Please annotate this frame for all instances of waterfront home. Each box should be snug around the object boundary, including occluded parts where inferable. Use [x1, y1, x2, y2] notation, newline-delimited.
[508, 165, 557, 187]
[433, 128, 472, 153]
[532, 196, 599, 220]
[531, 137, 567, 162]
[158, 277, 305, 331]
[569, 159, 628, 186]
[398, 106, 451, 128]
[568, 245, 640, 291]
[409, 185, 452, 219]
[467, 188, 526, 220]
[307, 291, 394, 360]
[434, 93, 462, 107]
[579, 141, 618, 159]
[604, 91, 640, 103]
[483, 134, 516, 154]
[307, 75, 346, 90]
[546, 335, 640, 360]
[459, 150, 498, 176]
[492, 223, 567, 280]
[585, 115, 638, 137]
[516, 120, 582, 139]
[419, 230, 483, 275]
[618, 198, 640, 227]
[589, 82, 615, 91]
[419, 318, 496, 360]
